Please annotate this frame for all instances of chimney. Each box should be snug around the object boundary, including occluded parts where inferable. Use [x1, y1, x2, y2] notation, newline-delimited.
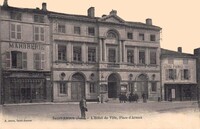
[194, 48, 200, 56]
[87, 7, 95, 17]
[178, 47, 182, 53]
[3, 0, 8, 7]
[110, 10, 117, 15]
[146, 18, 152, 25]
[42, 2, 47, 11]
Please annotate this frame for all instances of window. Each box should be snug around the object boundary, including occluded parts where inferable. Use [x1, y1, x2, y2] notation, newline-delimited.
[183, 59, 188, 64]
[139, 33, 145, 41]
[150, 50, 157, 64]
[139, 50, 145, 64]
[168, 58, 174, 64]
[151, 82, 157, 92]
[33, 53, 45, 70]
[107, 31, 117, 39]
[88, 47, 96, 62]
[73, 46, 82, 62]
[11, 24, 21, 39]
[127, 32, 133, 39]
[34, 15, 44, 23]
[128, 83, 134, 92]
[11, 12, 22, 21]
[88, 27, 95, 36]
[60, 83, 67, 94]
[8, 51, 27, 69]
[108, 48, 116, 63]
[150, 34, 156, 41]
[74, 26, 81, 35]
[181, 69, 190, 80]
[89, 83, 96, 93]
[34, 26, 44, 42]
[167, 69, 176, 80]
[58, 45, 66, 61]
[58, 24, 66, 33]
[127, 49, 134, 63]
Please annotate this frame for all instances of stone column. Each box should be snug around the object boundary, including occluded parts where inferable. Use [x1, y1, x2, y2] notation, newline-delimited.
[82, 43, 86, 63]
[102, 38, 106, 62]
[99, 38, 103, 62]
[134, 47, 137, 64]
[145, 48, 148, 65]
[67, 42, 72, 62]
[121, 40, 125, 62]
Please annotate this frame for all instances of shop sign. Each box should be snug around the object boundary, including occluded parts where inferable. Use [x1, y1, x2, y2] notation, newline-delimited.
[9, 42, 45, 50]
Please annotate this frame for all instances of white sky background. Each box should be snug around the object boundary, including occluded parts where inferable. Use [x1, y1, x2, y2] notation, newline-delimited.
[1, 0, 200, 54]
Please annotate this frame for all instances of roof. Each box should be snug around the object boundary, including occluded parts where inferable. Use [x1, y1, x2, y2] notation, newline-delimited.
[1, 5, 161, 31]
[161, 48, 195, 59]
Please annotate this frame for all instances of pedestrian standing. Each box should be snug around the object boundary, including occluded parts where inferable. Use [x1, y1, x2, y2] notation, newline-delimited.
[79, 97, 87, 119]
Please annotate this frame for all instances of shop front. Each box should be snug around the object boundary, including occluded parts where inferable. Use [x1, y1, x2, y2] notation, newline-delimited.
[3, 71, 52, 104]
[164, 84, 197, 101]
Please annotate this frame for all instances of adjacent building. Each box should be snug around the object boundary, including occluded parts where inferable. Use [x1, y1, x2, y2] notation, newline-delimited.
[0, 1, 52, 104]
[161, 48, 197, 101]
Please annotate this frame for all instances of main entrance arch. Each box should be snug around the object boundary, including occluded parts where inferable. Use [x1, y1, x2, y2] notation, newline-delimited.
[108, 73, 120, 98]
[71, 73, 85, 101]
[136, 74, 148, 98]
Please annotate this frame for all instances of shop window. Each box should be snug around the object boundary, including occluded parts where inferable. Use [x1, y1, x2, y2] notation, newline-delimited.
[73, 46, 82, 62]
[88, 47, 96, 62]
[9, 51, 27, 69]
[127, 49, 134, 63]
[10, 24, 21, 40]
[128, 83, 134, 92]
[108, 48, 116, 63]
[150, 34, 156, 41]
[58, 24, 66, 33]
[89, 83, 96, 93]
[60, 83, 67, 94]
[34, 26, 44, 42]
[11, 12, 22, 21]
[139, 50, 145, 64]
[58, 45, 66, 61]
[151, 82, 157, 92]
[34, 15, 44, 23]
[74, 26, 81, 35]
[88, 27, 95, 36]
[150, 50, 157, 65]
[139, 33, 145, 41]
[127, 32, 133, 39]
[33, 53, 45, 70]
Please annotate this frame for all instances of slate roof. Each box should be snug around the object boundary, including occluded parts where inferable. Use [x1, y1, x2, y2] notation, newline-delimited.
[1, 5, 161, 31]
[161, 48, 195, 58]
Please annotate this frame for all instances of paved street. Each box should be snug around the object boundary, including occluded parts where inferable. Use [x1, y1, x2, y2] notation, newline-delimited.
[1, 101, 199, 121]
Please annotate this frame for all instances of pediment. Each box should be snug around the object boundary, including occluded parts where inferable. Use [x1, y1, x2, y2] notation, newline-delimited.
[99, 15, 125, 23]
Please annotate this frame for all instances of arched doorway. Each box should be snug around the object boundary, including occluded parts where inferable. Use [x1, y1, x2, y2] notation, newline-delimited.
[108, 73, 120, 98]
[71, 73, 85, 101]
[136, 74, 148, 98]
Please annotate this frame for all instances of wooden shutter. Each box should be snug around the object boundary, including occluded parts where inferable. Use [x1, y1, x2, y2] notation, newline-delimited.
[165, 69, 169, 80]
[22, 52, 27, 69]
[5, 51, 11, 68]
[173, 69, 177, 80]
[180, 69, 184, 80]
[41, 53, 45, 70]
[16, 52, 22, 68]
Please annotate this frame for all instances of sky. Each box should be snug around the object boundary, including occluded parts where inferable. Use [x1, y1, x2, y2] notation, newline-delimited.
[1, 0, 200, 54]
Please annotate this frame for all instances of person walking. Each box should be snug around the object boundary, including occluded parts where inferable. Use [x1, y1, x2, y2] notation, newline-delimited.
[79, 97, 87, 119]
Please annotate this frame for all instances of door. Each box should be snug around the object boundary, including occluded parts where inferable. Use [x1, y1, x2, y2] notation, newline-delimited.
[71, 73, 85, 101]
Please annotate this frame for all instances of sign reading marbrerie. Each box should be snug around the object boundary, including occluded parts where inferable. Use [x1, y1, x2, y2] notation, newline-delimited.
[9, 42, 45, 50]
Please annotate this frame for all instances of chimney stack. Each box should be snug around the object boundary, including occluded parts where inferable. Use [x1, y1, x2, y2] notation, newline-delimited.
[110, 10, 117, 15]
[146, 18, 152, 25]
[42, 3, 47, 11]
[3, 0, 8, 7]
[87, 7, 95, 17]
[178, 47, 182, 53]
